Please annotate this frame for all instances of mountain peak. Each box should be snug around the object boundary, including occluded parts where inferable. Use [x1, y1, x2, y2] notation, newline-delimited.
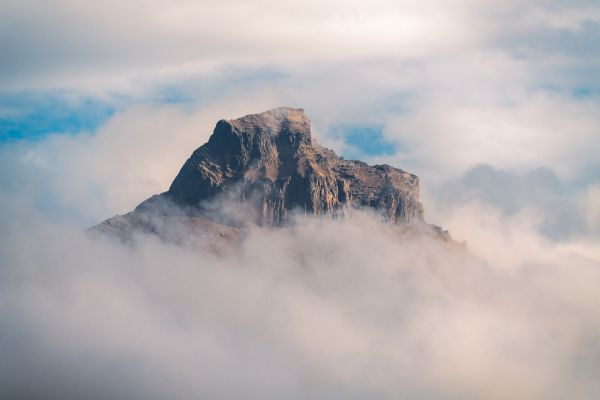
[216, 106, 312, 144]
[94, 107, 449, 240]
[229, 107, 308, 128]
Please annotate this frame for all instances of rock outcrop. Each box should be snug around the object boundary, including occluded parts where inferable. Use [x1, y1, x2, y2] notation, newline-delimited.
[94, 107, 447, 241]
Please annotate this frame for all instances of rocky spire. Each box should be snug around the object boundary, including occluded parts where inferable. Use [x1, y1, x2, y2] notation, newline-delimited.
[156, 107, 423, 225]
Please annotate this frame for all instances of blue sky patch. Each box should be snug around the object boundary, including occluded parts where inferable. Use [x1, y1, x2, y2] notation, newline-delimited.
[0, 92, 119, 143]
[0, 66, 288, 145]
[330, 125, 398, 159]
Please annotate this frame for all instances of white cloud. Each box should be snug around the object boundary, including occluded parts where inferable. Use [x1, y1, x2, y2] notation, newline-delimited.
[382, 85, 600, 180]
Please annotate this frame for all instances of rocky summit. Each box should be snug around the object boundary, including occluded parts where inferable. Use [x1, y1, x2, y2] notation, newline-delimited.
[94, 107, 447, 242]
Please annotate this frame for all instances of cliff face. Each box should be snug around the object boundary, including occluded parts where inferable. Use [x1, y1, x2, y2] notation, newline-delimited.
[158, 107, 423, 225]
[95, 107, 444, 241]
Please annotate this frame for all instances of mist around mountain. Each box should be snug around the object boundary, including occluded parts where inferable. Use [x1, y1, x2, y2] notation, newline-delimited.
[1, 109, 599, 399]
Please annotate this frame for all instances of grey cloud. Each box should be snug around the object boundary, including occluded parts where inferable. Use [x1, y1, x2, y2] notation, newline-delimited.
[1, 0, 598, 93]
[425, 164, 598, 239]
[504, 20, 600, 59]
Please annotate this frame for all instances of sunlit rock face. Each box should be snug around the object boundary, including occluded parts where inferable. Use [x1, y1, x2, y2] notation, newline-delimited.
[94, 107, 446, 241]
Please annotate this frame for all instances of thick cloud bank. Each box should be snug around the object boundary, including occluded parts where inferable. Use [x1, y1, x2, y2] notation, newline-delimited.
[1, 201, 600, 399]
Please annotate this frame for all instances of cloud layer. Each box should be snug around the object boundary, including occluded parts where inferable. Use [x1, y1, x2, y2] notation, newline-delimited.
[1, 202, 600, 399]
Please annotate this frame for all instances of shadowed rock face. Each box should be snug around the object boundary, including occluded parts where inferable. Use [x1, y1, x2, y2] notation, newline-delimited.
[94, 107, 445, 242]
[159, 107, 423, 225]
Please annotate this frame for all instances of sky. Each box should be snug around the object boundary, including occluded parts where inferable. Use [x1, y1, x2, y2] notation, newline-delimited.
[1, 0, 600, 399]
[2, 1, 600, 191]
